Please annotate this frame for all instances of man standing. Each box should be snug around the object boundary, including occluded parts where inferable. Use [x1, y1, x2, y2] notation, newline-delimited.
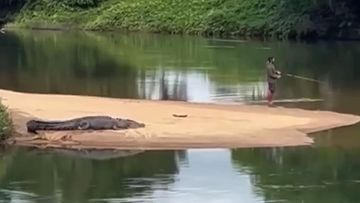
[266, 57, 281, 106]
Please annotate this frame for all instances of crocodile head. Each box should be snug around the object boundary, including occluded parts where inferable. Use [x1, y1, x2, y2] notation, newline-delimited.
[116, 118, 145, 129]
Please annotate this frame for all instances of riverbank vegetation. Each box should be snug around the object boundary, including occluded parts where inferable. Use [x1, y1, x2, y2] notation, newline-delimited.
[1, 0, 360, 39]
[0, 102, 12, 142]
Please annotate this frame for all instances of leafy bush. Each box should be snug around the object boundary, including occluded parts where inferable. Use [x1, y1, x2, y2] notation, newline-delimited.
[0, 0, 27, 6]
[62, 0, 103, 8]
[0, 102, 12, 142]
[11, 0, 360, 39]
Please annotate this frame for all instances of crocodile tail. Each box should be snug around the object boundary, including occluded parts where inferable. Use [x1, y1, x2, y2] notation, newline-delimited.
[37, 125, 78, 131]
[26, 120, 78, 132]
[26, 120, 39, 134]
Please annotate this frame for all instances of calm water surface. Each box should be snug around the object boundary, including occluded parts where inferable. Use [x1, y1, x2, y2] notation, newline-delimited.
[0, 30, 360, 202]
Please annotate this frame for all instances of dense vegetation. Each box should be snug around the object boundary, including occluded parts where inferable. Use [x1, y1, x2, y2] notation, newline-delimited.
[0, 102, 12, 142]
[2, 0, 360, 39]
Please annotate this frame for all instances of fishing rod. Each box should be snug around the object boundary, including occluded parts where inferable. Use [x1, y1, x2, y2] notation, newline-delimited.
[285, 73, 324, 84]
[275, 68, 323, 84]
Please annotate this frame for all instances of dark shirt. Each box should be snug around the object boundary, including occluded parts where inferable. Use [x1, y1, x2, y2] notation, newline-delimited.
[266, 61, 279, 83]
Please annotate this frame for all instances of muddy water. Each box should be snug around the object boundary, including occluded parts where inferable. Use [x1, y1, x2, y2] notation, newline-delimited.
[0, 30, 360, 202]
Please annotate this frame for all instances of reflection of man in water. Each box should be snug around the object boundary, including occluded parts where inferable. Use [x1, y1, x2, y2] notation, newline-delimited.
[266, 57, 281, 106]
[0, 19, 5, 34]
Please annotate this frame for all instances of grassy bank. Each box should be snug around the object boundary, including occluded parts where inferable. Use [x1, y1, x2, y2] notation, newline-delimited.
[4, 0, 355, 38]
[3, 0, 360, 40]
[0, 102, 12, 142]
[10, 0, 314, 39]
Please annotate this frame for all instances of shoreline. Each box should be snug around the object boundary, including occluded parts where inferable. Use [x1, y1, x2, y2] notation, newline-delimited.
[0, 89, 359, 150]
[5, 23, 360, 42]
[4, 23, 273, 42]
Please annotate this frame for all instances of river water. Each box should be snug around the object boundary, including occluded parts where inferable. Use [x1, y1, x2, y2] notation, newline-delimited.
[0, 30, 360, 202]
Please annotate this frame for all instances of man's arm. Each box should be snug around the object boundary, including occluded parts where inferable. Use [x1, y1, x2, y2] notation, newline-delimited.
[269, 65, 281, 79]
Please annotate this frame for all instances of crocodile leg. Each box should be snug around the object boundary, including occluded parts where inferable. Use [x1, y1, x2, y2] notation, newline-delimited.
[78, 121, 90, 130]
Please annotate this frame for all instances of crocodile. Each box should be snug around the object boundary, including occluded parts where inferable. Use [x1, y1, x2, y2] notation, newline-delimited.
[26, 116, 145, 134]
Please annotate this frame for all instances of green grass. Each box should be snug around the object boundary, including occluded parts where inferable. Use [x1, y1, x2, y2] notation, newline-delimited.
[10, 0, 317, 39]
[6, 0, 359, 39]
[0, 102, 12, 142]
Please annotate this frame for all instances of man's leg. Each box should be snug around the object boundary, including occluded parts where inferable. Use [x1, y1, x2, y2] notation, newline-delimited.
[267, 83, 275, 106]
[267, 90, 273, 105]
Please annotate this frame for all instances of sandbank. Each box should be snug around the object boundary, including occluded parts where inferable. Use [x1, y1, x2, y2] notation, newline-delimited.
[0, 89, 359, 150]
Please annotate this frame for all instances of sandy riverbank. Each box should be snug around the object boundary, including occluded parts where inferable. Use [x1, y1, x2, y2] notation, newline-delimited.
[0, 89, 359, 150]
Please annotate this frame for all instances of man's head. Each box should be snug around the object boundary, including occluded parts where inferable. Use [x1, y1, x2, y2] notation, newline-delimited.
[267, 57, 275, 64]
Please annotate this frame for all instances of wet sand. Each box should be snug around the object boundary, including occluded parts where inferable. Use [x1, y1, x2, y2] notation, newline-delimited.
[0, 89, 359, 150]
